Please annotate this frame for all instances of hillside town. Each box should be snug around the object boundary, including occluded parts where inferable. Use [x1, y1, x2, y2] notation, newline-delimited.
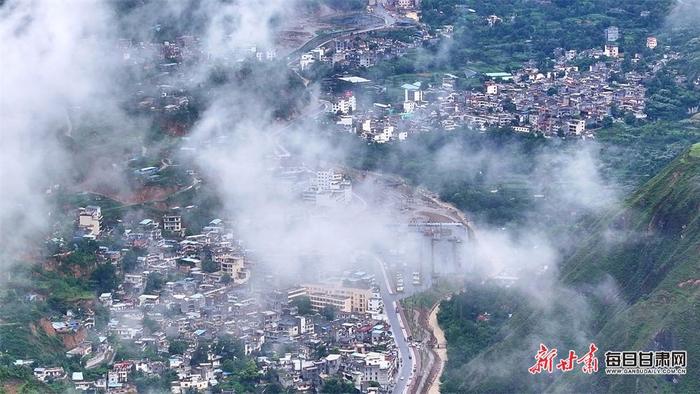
[18, 157, 428, 393]
[26, 204, 406, 393]
[3, 1, 699, 393]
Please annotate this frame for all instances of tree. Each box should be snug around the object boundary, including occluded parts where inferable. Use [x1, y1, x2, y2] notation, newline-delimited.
[321, 378, 359, 393]
[144, 272, 165, 294]
[601, 116, 614, 128]
[168, 340, 188, 355]
[221, 273, 232, 284]
[502, 98, 516, 112]
[190, 344, 209, 366]
[93, 304, 110, 329]
[142, 316, 159, 333]
[624, 112, 638, 126]
[202, 258, 219, 273]
[291, 296, 313, 315]
[321, 306, 336, 321]
[90, 263, 118, 294]
[122, 248, 145, 273]
[213, 335, 245, 361]
[134, 370, 178, 393]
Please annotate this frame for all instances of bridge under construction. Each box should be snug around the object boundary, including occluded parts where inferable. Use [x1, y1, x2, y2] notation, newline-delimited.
[408, 221, 472, 278]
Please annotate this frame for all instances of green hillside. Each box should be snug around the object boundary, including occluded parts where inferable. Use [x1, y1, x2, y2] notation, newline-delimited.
[439, 144, 700, 392]
[558, 142, 700, 392]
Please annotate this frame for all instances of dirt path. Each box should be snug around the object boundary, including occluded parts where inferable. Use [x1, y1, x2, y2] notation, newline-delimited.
[427, 303, 448, 394]
[405, 299, 450, 394]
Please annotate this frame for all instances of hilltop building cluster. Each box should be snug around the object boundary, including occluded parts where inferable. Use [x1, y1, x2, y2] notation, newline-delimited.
[322, 36, 677, 141]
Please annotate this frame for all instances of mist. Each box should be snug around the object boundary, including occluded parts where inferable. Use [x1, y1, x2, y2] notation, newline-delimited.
[1, 0, 632, 391]
[665, 0, 700, 29]
[0, 0, 126, 271]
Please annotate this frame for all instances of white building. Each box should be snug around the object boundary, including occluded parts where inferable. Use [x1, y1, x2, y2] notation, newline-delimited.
[360, 352, 397, 389]
[171, 375, 209, 393]
[485, 81, 498, 95]
[162, 214, 182, 233]
[304, 169, 353, 207]
[402, 82, 424, 114]
[311, 47, 325, 60]
[359, 52, 374, 67]
[337, 115, 353, 127]
[402, 82, 423, 103]
[300, 53, 315, 70]
[78, 206, 102, 236]
[329, 93, 357, 114]
[33, 367, 66, 382]
[397, 0, 415, 9]
[368, 292, 383, 316]
[568, 119, 586, 135]
[646, 36, 657, 49]
[373, 124, 395, 143]
[604, 44, 619, 58]
[124, 273, 145, 288]
[605, 26, 619, 42]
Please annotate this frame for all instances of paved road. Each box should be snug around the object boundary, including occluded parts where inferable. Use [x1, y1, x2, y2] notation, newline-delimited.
[370, 254, 416, 394]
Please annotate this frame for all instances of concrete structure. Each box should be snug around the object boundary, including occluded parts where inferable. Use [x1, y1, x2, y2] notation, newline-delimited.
[605, 26, 619, 42]
[303, 169, 353, 207]
[78, 206, 102, 236]
[360, 352, 397, 389]
[162, 214, 182, 233]
[402, 82, 423, 103]
[329, 92, 357, 114]
[397, 0, 415, 9]
[215, 254, 249, 283]
[485, 81, 498, 95]
[567, 119, 586, 135]
[300, 53, 315, 70]
[646, 36, 657, 49]
[604, 44, 619, 58]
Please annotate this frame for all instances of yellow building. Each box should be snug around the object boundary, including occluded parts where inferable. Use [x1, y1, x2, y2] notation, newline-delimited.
[215, 253, 249, 284]
[298, 283, 372, 314]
